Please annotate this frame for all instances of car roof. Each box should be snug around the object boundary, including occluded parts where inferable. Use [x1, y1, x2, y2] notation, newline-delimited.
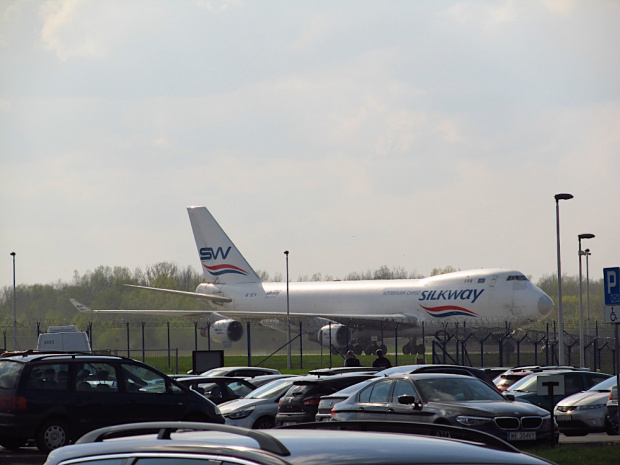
[0, 352, 128, 363]
[46, 422, 551, 465]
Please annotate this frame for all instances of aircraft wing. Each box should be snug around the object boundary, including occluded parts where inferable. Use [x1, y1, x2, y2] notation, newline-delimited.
[70, 298, 418, 331]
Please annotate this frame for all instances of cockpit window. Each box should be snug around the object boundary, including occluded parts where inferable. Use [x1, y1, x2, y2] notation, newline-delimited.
[507, 275, 528, 281]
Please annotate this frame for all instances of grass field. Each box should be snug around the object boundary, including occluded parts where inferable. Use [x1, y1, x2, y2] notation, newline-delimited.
[521, 443, 620, 465]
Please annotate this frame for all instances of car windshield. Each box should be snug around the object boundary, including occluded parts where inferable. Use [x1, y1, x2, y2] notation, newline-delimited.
[245, 378, 295, 399]
[201, 368, 229, 377]
[588, 376, 616, 391]
[508, 373, 548, 393]
[416, 377, 505, 402]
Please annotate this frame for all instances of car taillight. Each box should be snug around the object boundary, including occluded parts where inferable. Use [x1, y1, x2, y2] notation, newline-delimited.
[0, 396, 27, 412]
[330, 407, 336, 417]
[303, 397, 321, 406]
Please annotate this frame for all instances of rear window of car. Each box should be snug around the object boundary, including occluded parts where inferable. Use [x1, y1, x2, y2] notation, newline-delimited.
[0, 360, 23, 389]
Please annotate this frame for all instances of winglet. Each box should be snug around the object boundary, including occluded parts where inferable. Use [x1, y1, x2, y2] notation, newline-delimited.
[70, 299, 93, 313]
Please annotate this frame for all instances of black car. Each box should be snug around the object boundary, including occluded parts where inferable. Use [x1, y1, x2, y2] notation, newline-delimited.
[43, 421, 554, 465]
[0, 351, 224, 453]
[378, 364, 497, 387]
[331, 373, 556, 444]
[275, 373, 376, 426]
[175, 376, 258, 404]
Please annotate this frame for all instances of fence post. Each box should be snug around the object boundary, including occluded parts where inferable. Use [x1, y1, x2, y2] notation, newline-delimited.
[126, 322, 130, 357]
[141, 322, 145, 363]
[167, 322, 171, 369]
[394, 324, 399, 367]
[247, 322, 251, 366]
[299, 322, 303, 370]
[194, 322, 198, 351]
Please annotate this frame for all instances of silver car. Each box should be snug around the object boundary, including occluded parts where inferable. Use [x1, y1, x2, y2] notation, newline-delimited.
[219, 376, 304, 429]
[554, 376, 617, 436]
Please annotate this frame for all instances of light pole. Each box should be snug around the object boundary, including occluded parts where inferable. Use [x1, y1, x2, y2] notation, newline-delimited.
[10, 252, 16, 351]
[284, 251, 291, 369]
[584, 248, 591, 338]
[578, 233, 594, 368]
[555, 193, 573, 365]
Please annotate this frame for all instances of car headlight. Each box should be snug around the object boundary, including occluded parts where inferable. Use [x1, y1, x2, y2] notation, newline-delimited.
[228, 405, 256, 419]
[456, 416, 492, 426]
[574, 404, 607, 411]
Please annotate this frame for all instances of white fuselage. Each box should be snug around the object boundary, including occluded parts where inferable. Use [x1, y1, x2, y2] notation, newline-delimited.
[197, 268, 553, 328]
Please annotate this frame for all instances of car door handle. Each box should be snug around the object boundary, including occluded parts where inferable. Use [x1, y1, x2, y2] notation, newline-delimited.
[387, 408, 394, 413]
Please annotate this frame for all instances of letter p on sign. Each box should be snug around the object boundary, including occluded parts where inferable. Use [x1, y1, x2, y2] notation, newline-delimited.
[604, 267, 620, 305]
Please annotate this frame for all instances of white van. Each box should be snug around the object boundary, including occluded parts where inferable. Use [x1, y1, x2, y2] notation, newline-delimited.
[36, 325, 92, 353]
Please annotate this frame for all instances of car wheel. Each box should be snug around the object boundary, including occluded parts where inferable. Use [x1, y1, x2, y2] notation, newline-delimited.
[0, 437, 27, 450]
[605, 418, 618, 436]
[35, 419, 71, 453]
[253, 416, 275, 429]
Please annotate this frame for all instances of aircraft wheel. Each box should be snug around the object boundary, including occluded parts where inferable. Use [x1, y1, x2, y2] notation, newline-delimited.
[379, 344, 387, 354]
[402, 343, 412, 355]
[416, 344, 426, 354]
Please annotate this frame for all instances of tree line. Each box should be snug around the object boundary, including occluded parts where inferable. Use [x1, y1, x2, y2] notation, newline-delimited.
[0, 263, 607, 329]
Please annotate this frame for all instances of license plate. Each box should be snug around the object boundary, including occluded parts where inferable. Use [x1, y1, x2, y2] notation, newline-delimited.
[508, 431, 536, 441]
[556, 415, 572, 422]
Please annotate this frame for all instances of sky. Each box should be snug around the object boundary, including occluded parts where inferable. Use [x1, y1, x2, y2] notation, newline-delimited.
[1, 0, 619, 291]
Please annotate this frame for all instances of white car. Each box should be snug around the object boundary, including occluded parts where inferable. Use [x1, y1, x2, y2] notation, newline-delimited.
[219, 376, 304, 429]
[554, 376, 617, 436]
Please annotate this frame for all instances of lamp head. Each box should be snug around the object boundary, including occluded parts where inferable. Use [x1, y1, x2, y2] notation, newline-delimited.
[578, 233, 595, 240]
[10, 252, 16, 257]
[555, 193, 573, 201]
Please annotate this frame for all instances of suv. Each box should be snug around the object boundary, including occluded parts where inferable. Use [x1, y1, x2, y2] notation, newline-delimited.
[505, 370, 611, 411]
[0, 351, 224, 453]
[275, 373, 375, 426]
[44, 421, 554, 465]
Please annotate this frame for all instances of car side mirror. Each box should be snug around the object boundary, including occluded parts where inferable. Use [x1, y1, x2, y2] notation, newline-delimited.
[504, 393, 515, 401]
[398, 394, 422, 409]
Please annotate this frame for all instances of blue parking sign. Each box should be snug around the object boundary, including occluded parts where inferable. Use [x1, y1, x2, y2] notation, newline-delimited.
[604, 267, 620, 305]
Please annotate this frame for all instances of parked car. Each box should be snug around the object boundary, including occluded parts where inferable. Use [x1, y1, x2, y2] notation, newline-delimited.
[377, 364, 497, 387]
[43, 421, 555, 465]
[315, 378, 376, 421]
[505, 370, 611, 411]
[330, 373, 556, 444]
[607, 385, 618, 435]
[494, 366, 589, 392]
[0, 352, 224, 453]
[243, 374, 296, 388]
[200, 366, 280, 378]
[554, 376, 617, 436]
[275, 373, 376, 426]
[220, 376, 305, 429]
[175, 376, 258, 404]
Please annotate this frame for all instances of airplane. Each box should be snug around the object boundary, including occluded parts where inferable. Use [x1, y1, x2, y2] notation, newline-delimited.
[72, 206, 555, 355]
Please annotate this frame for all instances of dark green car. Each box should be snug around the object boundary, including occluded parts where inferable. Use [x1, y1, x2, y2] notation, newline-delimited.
[506, 370, 611, 411]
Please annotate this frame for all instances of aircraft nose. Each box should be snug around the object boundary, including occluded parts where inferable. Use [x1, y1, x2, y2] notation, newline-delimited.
[538, 293, 554, 316]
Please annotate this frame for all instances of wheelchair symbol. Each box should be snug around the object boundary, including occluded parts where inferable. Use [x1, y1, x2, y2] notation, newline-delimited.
[611, 309, 618, 322]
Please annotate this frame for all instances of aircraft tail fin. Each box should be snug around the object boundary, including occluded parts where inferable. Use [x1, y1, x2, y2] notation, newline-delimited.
[187, 206, 262, 285]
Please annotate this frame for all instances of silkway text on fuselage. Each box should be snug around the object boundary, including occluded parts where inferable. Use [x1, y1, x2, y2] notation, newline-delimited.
[419, 289, 485, 304]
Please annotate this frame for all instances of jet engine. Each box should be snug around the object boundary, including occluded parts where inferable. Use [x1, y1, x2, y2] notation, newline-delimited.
[200, 319, 244, 343]
[312, 324, 350, 349]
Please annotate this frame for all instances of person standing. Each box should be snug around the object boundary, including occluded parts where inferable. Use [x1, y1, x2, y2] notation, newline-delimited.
[344, 350, 361, 367]
[372, 349, 392, 369]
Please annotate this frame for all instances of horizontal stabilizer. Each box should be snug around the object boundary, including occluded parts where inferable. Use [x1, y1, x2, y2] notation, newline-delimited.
[124, 284, 232, 303]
